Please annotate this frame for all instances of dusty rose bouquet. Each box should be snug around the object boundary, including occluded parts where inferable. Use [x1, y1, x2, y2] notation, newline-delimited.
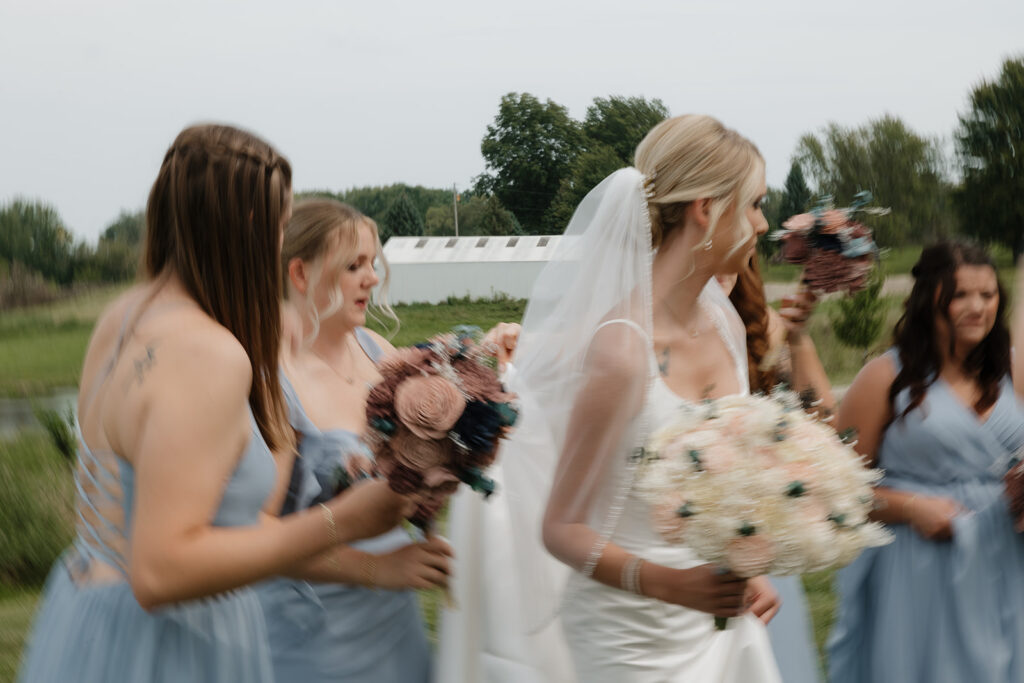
[772, 191, 882, 294]
[365, 326, 518, 528]
[635, 389, 890, 626]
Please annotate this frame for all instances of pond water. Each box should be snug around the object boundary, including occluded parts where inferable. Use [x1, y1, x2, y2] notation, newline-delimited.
[0, 388, 78, 440]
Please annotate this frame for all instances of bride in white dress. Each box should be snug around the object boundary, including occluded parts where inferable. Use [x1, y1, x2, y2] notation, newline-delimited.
[438, 114, 783, 682]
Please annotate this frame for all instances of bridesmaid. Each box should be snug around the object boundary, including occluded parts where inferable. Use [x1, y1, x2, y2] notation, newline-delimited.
[257, 198, 452, 682]
[17, 125, 412, 683]
[719, 258, 834, 683]
[828, 242, 1024, 682]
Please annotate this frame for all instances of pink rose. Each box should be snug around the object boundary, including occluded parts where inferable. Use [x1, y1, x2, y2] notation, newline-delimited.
[725, 534, 775, 577]
[389, 426, 452, 471]
[650, 494, 692, 543]
[394, 375, 465, 439]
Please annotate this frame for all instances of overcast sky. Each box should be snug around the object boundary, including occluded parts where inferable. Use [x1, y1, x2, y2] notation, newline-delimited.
[1, 0, 1021, 242]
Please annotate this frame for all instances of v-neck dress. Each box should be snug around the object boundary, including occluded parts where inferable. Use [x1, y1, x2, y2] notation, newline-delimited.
[255, 328, 431, 683]
[828, 350, 1024, 683]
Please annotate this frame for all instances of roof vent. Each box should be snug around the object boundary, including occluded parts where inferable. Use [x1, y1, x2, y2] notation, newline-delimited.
[445, 238, 458, 247]
[537, 236, 550, 247]
[415, 238, 428, 248]
[476, 238, 488, 247]
[506, 237, 519, 247]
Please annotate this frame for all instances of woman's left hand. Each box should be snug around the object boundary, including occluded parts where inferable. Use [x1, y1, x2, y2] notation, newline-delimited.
[779, 284, 818, 339]
[482, 322, 521, 371]
[745, 576, 781, 624]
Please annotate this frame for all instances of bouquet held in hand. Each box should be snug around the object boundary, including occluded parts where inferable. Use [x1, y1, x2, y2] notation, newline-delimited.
[365, 327, 518, 527]
[636, 391, 890, 587]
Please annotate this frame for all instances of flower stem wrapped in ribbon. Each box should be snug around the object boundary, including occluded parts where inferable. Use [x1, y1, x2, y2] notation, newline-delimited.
[771, 191, 884, 294]
[365, 326, 518, 528]
[635, 389, 891, 629]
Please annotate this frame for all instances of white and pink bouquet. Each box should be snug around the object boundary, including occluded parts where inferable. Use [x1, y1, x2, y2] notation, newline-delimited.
[365, 326, 518, 528]
[636, 390, 890, 585]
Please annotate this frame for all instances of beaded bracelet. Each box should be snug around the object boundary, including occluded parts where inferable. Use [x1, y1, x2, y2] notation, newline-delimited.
[620, 556, 646, 596]
[318, 503, 342, 572]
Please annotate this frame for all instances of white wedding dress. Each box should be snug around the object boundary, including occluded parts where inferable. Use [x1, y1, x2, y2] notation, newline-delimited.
[439, 291, 781, 683]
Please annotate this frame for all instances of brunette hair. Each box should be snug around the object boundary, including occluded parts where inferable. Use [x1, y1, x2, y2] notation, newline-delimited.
[729, 256, 777, 393]
[143, 124, 292, 451]
[890, 241, 1009, 420]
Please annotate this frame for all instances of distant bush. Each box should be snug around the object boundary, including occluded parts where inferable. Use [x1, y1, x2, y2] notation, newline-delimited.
[0, 431, 74, 586]
[32, 405, 76, 463]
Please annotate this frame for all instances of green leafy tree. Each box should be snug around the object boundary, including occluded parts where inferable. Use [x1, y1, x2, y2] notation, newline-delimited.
[379, 193, 425, 241]
[476, 93, 583, 234]
[831, 272, 887, 350]
[955, 56, 1024, 258]
[0, 198, 75, 284]
[779, 162, 812, 222]
[795, 116, 955, 246]
[581, 96, 670, 164]
[546, 143, 623, 231]
[100, 209, 144, 248]
[424, 195, 521, 236]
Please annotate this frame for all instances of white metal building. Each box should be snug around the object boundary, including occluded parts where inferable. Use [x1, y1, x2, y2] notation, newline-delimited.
[381, 234, 564, 304]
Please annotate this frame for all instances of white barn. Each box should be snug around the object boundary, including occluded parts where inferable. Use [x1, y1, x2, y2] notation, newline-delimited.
[382, 234, 565, 304]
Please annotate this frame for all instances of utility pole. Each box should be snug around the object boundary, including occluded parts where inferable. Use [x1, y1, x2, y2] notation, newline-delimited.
[452, 183, 459, 237]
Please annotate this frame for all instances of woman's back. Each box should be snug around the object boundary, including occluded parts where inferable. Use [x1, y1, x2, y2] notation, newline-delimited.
[18, 282, 279, 683]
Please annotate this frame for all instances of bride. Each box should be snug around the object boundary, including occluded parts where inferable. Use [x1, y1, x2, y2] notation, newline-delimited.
[438, 114, 783, 682]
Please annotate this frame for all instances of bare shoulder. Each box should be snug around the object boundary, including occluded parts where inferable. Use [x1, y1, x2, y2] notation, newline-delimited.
[848, 353, 898, 397]
[585, 320, 649, 382]
[359, 327, 396, 355]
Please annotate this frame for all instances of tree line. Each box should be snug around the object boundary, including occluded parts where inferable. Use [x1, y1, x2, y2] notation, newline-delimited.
[3, 56, 1020, 305]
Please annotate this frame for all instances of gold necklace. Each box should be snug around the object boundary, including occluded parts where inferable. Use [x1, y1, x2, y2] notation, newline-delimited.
[312, 341, 357, 385]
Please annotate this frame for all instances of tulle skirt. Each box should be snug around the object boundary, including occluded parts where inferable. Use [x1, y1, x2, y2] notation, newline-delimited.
[18, 555, 273, 683]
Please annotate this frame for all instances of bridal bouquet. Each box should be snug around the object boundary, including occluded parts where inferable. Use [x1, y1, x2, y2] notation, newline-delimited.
[636, 390, 890, 583]
[365, 327, 518, 527]
[771, 191, 883, 294]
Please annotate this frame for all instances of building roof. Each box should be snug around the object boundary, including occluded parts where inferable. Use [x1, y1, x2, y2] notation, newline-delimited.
[383, 235, 567, 264]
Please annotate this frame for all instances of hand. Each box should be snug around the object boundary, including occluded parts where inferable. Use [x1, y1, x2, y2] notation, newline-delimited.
[648, 563, 749, 617]
[482, 322, 521, 371]
[906, 494, 964, 541]
[780, 285, 818, 339]
[374, 535, 453, 590]
[330, 478, 416, 542]
[744, 576, 781, 624]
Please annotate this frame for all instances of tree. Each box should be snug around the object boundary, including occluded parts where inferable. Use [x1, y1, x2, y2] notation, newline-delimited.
[795, 116, 955, 246]
[378, 193, 425, 241]
[0, 198, 75, 284]
[476, 93, 582, 234]
[424, 195, 521, 236]
[778, 162, 812, 223]
[100, 209, 144, 248]
[545, 143, 623, 231]
[955, 56, 1024, 258]
[831, 272, 886, 350]
[582, 96, 669, 164]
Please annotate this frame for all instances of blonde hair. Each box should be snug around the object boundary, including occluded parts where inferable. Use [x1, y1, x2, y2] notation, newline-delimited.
[634, 115, 764, 254]
[282, 198, 397, 343]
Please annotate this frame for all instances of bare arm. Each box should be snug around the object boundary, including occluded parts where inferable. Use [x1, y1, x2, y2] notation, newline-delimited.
[837, 354, 961, 540]
[772, 289, 835, 419]
[126, 333, 410, 610]
[541, 326, 751, 617]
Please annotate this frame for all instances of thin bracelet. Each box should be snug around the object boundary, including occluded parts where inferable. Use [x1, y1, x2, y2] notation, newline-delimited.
[318, 503, 342, 572]
[621, 556, 646, 596]
[902, 494, 920, 522]
[361, 553, 378, 591]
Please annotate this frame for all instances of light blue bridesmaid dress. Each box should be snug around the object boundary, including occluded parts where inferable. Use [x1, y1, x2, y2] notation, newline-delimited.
[256, 327, 432, 683]
[766, 576, 822, 682]
[829, 351, 1024, 683]
[18, 327, 278, 682]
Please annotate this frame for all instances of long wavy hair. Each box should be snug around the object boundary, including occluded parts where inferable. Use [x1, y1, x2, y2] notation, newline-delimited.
[890, 241, 1010, 421]
[729, 255, 776, 393]
[144, 124, 293, 452]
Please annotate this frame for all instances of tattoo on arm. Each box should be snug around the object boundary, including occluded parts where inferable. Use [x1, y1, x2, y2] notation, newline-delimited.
[657, 347, 670, 377]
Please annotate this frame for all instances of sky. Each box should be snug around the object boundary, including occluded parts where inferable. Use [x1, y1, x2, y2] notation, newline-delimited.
[1, 0, 1021, 243]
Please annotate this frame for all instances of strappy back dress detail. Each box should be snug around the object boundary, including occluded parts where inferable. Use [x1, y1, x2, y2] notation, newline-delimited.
[18, 306, 278, 683]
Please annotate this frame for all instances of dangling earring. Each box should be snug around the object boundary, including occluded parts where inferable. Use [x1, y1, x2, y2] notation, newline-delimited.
[703, 238, 713, 251]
